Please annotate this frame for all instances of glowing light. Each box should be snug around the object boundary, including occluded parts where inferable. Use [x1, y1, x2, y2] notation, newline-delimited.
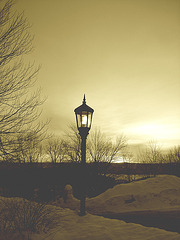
[82, 115, 87, 126]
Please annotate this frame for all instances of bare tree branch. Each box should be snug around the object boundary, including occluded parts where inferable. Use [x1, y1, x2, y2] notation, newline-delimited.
[0, 0, 47, 161]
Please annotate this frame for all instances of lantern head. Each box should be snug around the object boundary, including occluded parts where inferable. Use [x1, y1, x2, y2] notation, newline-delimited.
[74, 95, 94, 136]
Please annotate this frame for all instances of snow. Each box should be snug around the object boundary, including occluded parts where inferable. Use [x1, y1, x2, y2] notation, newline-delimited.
[32, 210, 180, 240]
[86, 175, 180, 214]
[1, 175, 180, 240]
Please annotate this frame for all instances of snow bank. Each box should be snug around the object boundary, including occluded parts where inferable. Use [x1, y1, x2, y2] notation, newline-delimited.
[32, 208, 180, 240]
[1, 198, 179, 240]
[86, 175, 180, 214]
[1, 175, 180, 240]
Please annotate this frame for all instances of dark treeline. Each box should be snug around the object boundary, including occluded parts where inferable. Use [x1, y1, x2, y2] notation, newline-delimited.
[0, 161, 179, 202]
[0, 161, 179, 175]
[107, 162, 180, 177]
[0, 161, 180, 176]
[0, 162, 116, 201]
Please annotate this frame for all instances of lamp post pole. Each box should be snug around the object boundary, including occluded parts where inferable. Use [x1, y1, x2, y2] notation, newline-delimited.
[80, 131, 87, 215]
[74, 95, 94, 216]
[81, 134, 87, 164]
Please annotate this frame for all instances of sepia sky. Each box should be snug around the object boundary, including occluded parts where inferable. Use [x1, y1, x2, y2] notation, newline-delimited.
[15, 0, 180, 149]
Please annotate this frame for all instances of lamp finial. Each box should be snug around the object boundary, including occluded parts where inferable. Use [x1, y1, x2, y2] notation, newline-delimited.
[83, 94, 86, 104]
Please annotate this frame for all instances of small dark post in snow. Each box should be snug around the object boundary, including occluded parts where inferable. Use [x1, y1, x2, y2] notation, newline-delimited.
[74, 95, 94, 216]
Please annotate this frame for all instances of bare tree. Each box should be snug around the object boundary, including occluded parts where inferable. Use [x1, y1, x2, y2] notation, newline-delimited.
[137, 140, 163, 176]
[137, 140, 162, 164]
[0, 0, 46, 161]
[64, 124, 127, 163]
[148, 141, 162, 164]
[166, 146, 180, 163]
[45, 137, 68, 163]
[64, 124, 81, 162]
[87, 127, 127, 163]
[15, 132, 44, 163]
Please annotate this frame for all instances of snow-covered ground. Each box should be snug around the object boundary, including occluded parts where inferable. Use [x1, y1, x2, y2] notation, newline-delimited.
[1, 175, 180, 240]
[32, 208, 180, 240]
[56, 175, 180, 215]
[86, 175, 180, 215]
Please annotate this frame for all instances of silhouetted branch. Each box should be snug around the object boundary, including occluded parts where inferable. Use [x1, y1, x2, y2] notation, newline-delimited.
[0, 0, 47, 161]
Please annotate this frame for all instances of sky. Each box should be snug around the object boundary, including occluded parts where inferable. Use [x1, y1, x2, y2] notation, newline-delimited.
[15, 0, 180, 149]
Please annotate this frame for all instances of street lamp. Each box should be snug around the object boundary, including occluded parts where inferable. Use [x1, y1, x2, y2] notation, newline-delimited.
[74, 94, 94, 215]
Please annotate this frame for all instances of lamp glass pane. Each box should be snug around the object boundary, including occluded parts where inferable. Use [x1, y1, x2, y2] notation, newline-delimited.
[77, 113, 81, 128]
[88, 112, 92, 128]
[82, 111, 88, 127]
